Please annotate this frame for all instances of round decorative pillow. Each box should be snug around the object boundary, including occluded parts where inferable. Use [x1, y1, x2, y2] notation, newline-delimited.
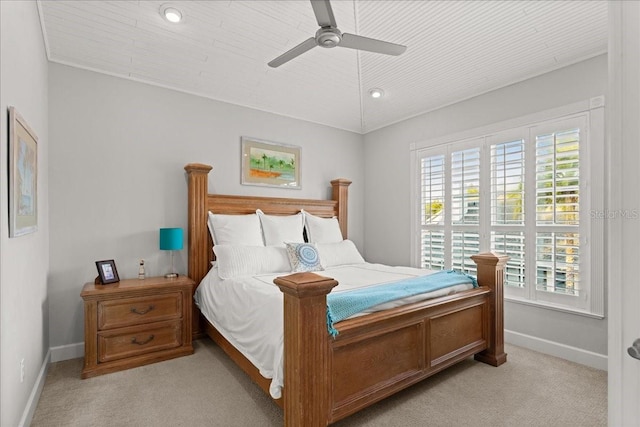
[285, 242, 324, 272]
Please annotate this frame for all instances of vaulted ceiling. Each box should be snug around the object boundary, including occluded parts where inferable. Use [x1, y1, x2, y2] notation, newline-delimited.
[38, 1, 608, 134]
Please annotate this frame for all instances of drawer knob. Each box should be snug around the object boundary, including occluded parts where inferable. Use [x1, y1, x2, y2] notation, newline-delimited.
[131, 335, 155, 346]
[130, 305, 155, 315]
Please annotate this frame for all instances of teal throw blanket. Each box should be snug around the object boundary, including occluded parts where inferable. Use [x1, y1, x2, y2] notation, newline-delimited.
[326, 270, 477, 337]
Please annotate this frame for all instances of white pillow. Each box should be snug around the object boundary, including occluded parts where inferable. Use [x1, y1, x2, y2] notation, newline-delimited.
[213, 245, 290, 279]
[302, 210, 344, 243]
[256, 209, 305, 246]
[208, 212, 264, 246]
[285, 242, 324, 273]
[316, 240, 365, 268]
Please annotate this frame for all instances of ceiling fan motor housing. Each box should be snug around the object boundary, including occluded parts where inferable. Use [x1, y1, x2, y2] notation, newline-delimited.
[267, 0, 406, 67]
[316, 27, 342, 48]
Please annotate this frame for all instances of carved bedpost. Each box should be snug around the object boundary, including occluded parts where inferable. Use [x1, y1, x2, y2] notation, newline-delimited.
[184, 163, 213, 283]
[471, 252, 509, 367]
[274, 272, 338, 427]
[185, 163, 213, 337]
[331, 179, 351, 239]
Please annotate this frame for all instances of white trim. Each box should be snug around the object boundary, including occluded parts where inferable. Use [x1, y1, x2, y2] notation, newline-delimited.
[50, 342, 84, 363]
[410, 98, 599, 152]
[607, 3, 624, 425]
[18, 348, 50, 427]
[588, 105, 606, 317]
[364, 52, 607, 134]
[606, 3, 640, 425]
[409, 149, 419, 267]
[506, 296, 604, 320]
[35, 1, 51, 61]
[505, 329, 607, 371]
[44, 58, 360, 134]
[17, 344, 84, 426]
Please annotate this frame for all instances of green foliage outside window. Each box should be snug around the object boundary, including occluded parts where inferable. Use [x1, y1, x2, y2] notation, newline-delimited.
[425, 200, 443, 222]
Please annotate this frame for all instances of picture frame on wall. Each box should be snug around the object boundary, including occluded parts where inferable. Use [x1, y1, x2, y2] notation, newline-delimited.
[95, 259, 120, 284]
[241, 136, 301, 189]
[8, 106, 38, 237]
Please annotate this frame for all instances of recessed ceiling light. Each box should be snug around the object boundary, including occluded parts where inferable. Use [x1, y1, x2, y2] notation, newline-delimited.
[160, 4, 183, 23]
[369, 88, 384, 99]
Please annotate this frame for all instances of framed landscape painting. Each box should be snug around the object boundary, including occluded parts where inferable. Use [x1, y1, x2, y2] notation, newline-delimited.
[8, 106, 38, 237]
[241, 137, 301, 189]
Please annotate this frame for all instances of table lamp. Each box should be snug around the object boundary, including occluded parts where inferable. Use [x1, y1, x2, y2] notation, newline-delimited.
[159, 227, 183, 278]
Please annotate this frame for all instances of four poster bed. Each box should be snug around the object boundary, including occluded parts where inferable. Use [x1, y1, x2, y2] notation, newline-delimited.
[184, 163, 508, 426]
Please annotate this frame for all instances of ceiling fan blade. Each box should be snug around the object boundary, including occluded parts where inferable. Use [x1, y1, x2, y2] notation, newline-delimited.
[311, 0, 337, 28]
[340, 33, 407, 56]
[268, 37, 317, 68]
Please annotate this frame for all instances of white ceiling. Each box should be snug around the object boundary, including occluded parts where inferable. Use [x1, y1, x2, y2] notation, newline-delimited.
[37, 0, 608, 134]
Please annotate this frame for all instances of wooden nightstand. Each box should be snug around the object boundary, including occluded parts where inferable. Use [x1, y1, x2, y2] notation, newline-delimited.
[80, 275, 194, 379]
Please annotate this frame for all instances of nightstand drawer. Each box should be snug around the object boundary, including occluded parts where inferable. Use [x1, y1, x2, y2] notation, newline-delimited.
[98, 320, 182, 363]
[98, 293, 182, 330]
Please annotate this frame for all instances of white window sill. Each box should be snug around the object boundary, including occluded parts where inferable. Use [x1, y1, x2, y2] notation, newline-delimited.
[505, 296, 605, 319]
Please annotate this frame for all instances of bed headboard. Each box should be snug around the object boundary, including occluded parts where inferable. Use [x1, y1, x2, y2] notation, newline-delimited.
[184, 163, 352, 286]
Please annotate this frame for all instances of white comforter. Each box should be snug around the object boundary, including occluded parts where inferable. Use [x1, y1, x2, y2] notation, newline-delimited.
[194, 263, 473, 399]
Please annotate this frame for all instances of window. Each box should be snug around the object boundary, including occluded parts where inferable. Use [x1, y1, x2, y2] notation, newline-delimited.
[411, 100, 604, 316]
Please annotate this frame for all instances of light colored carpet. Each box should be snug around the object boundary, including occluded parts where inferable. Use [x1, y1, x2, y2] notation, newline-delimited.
[31, 340, 606, 427]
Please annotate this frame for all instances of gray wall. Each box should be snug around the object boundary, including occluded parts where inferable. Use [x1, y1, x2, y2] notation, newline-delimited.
[48, 64, 365, 348]
[0, 1, 50, 426]
[362, 54, 608, 356]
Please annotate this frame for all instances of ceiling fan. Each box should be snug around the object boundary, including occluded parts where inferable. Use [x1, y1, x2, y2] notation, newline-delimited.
[268, 0, 407, 68]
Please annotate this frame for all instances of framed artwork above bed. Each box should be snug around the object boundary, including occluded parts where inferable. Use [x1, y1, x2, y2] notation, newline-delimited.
[241, 136, 301, 189]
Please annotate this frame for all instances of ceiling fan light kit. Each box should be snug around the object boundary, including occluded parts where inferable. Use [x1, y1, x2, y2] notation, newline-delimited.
[268, 0, 407, 68]
[317, 28, 342, 48]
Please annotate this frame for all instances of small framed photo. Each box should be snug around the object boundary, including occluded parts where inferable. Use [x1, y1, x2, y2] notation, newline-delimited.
[241, 136, 301, 189]
[95, 259, 120, 284]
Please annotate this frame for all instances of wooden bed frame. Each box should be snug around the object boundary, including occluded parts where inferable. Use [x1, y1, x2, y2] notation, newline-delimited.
[185, 163, 508, 426]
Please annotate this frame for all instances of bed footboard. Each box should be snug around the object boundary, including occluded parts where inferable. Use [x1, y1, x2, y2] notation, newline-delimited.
[274, 252, 508, 426]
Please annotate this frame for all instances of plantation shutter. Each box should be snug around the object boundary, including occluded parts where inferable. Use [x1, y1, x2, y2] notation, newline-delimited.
[420, 154, 446, 270]
[413, 102, 602, 315]
[451, 147, 481, 274]
[490, 138, 526, 289]
[534, 126, 581, 296]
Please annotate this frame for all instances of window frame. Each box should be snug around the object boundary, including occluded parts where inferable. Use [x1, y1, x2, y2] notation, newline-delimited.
[410, 98, 605, 318]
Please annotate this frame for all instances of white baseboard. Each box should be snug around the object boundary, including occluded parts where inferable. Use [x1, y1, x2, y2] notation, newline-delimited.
[505, 329, 608, 371]
[18, 348, 50, 427]
[50, 342, 84, 362]
[18, 344, 83, 426]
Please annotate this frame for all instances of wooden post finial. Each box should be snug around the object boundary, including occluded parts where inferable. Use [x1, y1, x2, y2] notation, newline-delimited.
[184, 163, 213, 174]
